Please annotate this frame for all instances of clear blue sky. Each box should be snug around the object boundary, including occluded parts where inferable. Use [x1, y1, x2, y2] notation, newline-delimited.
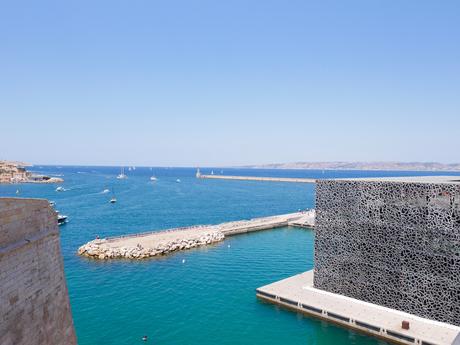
[1, 0, 459, 166]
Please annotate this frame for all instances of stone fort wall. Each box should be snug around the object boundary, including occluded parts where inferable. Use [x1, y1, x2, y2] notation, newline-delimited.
[0, 198, 76, 345]
[314, 179, 460, 326]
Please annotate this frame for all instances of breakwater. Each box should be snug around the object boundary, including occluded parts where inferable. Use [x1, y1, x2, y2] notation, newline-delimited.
[198, 174, 316, 183]
[78, 210, 315, 260]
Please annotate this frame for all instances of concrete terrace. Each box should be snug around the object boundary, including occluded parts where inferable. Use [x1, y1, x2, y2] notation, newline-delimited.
[257, 271, 460, 345]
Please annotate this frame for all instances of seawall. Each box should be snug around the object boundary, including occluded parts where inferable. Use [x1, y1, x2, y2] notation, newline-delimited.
[198, 174, 316, 183]
[78, 210, 315, 260]
[0, 198, 76, 345]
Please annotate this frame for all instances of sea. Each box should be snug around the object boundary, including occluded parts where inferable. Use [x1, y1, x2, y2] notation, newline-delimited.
[1, 166, 458, 345]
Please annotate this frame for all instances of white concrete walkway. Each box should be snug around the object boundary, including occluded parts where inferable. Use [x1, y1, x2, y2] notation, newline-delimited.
[257, 271, 460, 345]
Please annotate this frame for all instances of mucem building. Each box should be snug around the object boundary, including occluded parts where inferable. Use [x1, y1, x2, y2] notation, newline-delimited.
[314, 176, 460, 326]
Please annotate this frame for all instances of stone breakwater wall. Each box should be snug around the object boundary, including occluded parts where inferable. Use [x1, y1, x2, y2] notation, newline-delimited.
[77, 211, 314, 260]
[0, 198, 76, 345]
[78, 230, 225, 259]
[198, 174, 316, 184]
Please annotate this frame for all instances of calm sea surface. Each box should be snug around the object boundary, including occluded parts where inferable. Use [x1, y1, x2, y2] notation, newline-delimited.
[2, 167, 459, 345]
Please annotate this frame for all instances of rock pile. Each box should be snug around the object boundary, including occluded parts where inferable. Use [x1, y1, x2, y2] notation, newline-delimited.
[77, 231, 225, 260]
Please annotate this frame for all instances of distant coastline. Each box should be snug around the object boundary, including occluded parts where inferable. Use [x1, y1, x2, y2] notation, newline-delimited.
[241, 161, 460, 172]
[0, 160, 64, 184]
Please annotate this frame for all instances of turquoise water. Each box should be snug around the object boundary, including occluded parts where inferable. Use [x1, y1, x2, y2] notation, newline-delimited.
[2, 167, 459, 345]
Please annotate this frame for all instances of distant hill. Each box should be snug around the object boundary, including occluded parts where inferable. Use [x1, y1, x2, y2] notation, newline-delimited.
[243, 161, 460, 172]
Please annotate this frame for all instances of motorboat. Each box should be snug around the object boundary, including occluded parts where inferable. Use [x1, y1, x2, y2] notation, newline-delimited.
[57, 214, 68, 226]
[102, 189, 110, 194]
[150, 176, 158, 181]
[110, 197, 117, 203]
[176, 179, 181, 183]
[55, 186, 65, 192]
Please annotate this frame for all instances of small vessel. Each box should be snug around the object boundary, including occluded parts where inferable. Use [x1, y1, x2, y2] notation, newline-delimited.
[49, 201, 56, 207]
[55, 186, 65, 192]
[109, 186, 117, 203]
[57, 214, 68, 226]
[132, 166, 136, 170]
[176, 179, 181, 183]
[102, 188, 110, 194]
[16, 189, 20, 195]
[117, 167, 127, 179]
[211, 170, 214, 175]
[128, 167, 132, 171]
[150, 176, 158, 181]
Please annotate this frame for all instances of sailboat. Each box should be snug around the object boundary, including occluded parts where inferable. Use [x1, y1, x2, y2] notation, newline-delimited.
[149, 168, 157, 181]
[117, 167, 127, 179]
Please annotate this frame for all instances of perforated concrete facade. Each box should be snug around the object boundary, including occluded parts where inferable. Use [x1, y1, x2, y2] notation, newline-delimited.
[314, 177, 460, 326]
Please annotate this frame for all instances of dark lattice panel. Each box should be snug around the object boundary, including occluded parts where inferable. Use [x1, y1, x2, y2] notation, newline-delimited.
[314, 180, 460, 325]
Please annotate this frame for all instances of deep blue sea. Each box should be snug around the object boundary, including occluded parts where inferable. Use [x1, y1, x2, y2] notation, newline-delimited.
[2, 166, 459, 345]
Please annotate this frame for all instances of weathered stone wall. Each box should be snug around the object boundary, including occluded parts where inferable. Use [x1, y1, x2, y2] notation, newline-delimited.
[0, 198, 76, 345]
[314, 179, 460, 325]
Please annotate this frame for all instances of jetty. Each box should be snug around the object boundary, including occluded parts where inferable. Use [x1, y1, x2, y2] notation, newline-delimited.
[78, 210, 315, 260]
[197, 174, 316, 183]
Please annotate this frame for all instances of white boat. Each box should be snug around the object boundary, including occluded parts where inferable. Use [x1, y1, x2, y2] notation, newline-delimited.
[117, 167, 127, 179]
[55, 186, 65, 192]
[211, 170, 214, 175]
[109, 197, 117, 203]
[150, 176, 158, 181]
[176, 179, 181, 183]
[57, 214, 68, 225]
[102, 189, 110, 194]
[132, 166, 136, 170]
